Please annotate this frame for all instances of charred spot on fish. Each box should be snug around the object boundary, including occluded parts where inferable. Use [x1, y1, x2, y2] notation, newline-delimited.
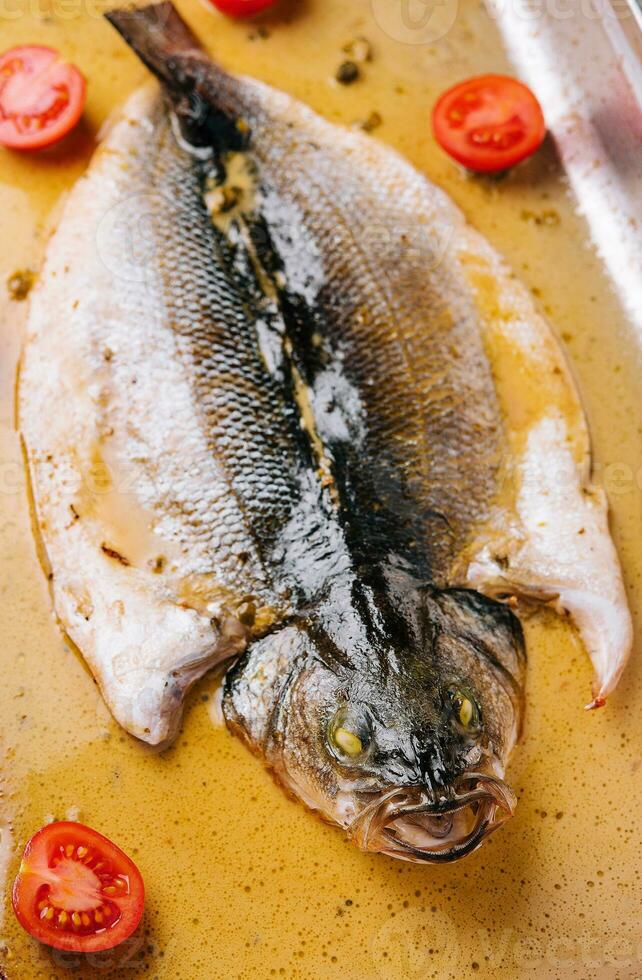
[100, 543, 131, 566]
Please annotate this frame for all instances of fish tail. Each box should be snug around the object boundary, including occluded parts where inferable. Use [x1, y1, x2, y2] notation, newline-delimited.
[106, 2, 205, 87]
[107, 2, 246, 150]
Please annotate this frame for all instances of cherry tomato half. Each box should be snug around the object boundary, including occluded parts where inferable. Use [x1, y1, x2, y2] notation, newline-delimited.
[12, 822, 144, 953]
[0, 46, 86, 151]
[207, 0, 276, 17]
[432, 74, 546, 174]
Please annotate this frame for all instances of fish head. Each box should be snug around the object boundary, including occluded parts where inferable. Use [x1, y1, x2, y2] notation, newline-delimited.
[223, 585, 525, 863]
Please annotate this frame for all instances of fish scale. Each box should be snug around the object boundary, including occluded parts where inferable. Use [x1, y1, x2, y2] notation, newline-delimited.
[149, 114, 320, 595]
[246, 137, 505, 578]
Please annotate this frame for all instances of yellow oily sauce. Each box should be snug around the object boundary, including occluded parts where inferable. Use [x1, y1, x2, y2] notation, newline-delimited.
[1, 1, 640, 977]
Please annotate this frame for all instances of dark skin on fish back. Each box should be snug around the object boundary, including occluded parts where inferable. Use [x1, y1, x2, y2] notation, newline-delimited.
[119, 14, 504, 594]
[108, 3, 525, 860]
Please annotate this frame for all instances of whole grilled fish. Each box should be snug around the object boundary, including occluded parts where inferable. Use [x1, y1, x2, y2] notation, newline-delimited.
[19, 2, 632, 862]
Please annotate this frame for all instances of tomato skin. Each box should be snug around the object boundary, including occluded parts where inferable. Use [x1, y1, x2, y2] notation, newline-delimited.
[207, 0, 276, 17]
[432, 74, 546, 174]
[12, 822, 144, 953]
[0, 46, 86, 151]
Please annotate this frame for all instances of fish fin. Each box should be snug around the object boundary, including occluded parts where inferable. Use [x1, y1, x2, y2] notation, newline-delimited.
[106, 2, 204, 85]
[107, 2, 244, 149]
[465, 414, 632, 707]
[223, 627, 306, 749]
[58, 581, 245, 746]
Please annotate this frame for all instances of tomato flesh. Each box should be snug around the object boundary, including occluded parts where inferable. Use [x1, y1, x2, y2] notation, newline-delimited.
[432, 75, 546, 173]
[207, 0, 276, 17]
[0, 46, 86, 151]
[12, 822, 144, 953]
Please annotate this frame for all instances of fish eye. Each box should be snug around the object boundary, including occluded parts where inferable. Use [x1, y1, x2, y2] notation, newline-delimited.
[447, 686, 481, 736]
[327, 704, 371, 762]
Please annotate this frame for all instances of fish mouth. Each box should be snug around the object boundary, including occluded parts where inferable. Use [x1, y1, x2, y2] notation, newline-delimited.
[348, 772, 516, 864]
